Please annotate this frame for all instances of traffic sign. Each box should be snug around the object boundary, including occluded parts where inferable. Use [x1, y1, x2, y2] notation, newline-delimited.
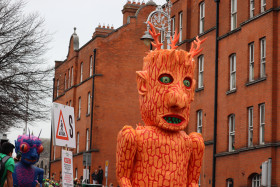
[52, 102, 76, 148]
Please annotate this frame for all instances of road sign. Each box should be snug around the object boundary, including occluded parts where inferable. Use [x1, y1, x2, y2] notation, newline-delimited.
[62, 149, 73, 187]
[105, 160, 109, 177]
[52, 102, 76, 148]
[83, 153, 91, 166]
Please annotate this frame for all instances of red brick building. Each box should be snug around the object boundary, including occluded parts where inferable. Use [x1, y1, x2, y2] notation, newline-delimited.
[51, 0, 280, 186]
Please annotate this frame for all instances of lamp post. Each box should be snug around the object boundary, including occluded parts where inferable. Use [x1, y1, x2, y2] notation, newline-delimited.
[141, 0, 172, 49]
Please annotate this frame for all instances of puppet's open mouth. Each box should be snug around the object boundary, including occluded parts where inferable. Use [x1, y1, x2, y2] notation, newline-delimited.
[163, 115, 184, 125]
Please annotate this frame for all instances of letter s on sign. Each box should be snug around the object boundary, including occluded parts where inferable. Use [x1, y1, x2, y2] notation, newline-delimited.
[69, 115, 73, 138]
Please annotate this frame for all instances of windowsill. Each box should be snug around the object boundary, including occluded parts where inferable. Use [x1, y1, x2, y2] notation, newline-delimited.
[246, 77, 266, 87]
[226, 89, 236, 95]
[196, 87, 204, 92]
[86, 113, 90, 117]
[77, 117, 80, 121]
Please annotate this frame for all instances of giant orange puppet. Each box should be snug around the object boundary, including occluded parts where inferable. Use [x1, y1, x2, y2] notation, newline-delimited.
[116, 22, 205, 187]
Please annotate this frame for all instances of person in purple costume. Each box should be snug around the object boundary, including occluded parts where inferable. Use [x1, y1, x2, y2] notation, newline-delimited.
[12, 133, 44, 187]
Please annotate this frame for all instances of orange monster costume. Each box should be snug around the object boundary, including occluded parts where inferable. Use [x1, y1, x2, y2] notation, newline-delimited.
[116, 22, 205, 187]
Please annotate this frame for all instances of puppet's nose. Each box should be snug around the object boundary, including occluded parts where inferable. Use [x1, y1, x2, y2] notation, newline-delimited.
[167, 88, 188, 109]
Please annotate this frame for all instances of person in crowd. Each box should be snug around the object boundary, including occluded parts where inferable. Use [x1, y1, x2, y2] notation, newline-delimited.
[97, 166, 104, 185]
[0, 142, 15, 187]
[91, 169, 98, 184]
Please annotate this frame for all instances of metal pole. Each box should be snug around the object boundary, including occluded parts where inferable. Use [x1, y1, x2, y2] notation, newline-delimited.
[212, 0, 220, 186]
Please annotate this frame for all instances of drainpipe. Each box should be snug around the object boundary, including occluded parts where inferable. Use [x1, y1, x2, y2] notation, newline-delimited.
[212, 0, 219, 187]
[89, 48, 97, 182]
[49, 77, 55, 178]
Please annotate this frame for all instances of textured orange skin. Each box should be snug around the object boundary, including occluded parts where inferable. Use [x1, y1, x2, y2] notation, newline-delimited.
[116, 49, 205, 187]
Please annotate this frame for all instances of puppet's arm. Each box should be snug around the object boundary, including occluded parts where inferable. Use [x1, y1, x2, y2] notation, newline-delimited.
[116, 126, 137, 187]
[36, 167, 44, 184]
[187, 132, 205, 187]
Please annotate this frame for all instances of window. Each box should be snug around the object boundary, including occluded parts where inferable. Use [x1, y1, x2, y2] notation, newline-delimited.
[248, 107, 253, 147]
[171, 17, 175, 36]
[260, 37, 266, 78]
[40, 160, 43, 168]
[56, 79, 59, 97]
[226, 178, 234, 187]
[252, 174, 261, 187]
[87, 92, 91, 115]
[78, 97, 81, 119]
[86, 129, 89, 151]
[197, 110, 202, 133]
[259, 103, 265, 144]
[66, 102, 68, 106]
[198, 55, 204, 88]
[261, 0, 266, 12]
[75, 168, 78, 178]
[230, 54, 236, 90]
[179, 12, 183, 42]
[249, 43, 254, 81]
[250, 0, 255, 18]
[68, 69, 71, 88]
[69, 100, 72, 107]
[80, 62, 83, 82]
[71, 67, 73, 86]
[90, 56, 93, 77]
[199, 2, 205, 34]
[229, 114, 235, 152]
[231, 0, 237, 30]
[77, 132, 80, 153]
[64, 74, 67, 90]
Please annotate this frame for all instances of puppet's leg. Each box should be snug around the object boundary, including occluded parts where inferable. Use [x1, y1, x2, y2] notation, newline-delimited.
[116, 126, 137, 187]
[187, 132, 205, 187]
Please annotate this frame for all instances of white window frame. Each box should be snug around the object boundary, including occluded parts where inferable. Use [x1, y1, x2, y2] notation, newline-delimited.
[230, 54, 236, 90]
[259, 103, 265, 144]
[87, 92, 91, 115]
[77, 132, 80, 153]
[171, 17, 175, 36]
[198, 55, 204, 88]
[69, 100, 72, 107]
[71, 67, 73, 86]
[261, 0, 266, 13]
[248, 107, 253, 147]
[229, 114, 235, 152]
[197, 110, 202, 133]
[64, 74, 67, 90]
[90, 56, 93, 77]
[78, 97, 81, 119]
[199, 2, 205, 34]
[252, 174, 261, 187]
[250, 0, 255, 18]
[179, 12, 183, 42]
[68, 69, 71, 88]
[227, 178, 234, 187]
[75, 168, 78, 179]
[231, 0, 237, 30]
[56, 79, 59, 97]
[80, 62, 83, 82]
[249, 43, 254, 81]
[86, 129, 89, 151]
[260, 37, 266, 78]
[160, 30, 164, 49]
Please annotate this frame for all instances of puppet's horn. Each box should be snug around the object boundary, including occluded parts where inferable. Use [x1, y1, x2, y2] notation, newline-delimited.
[38, 129, 42, 139]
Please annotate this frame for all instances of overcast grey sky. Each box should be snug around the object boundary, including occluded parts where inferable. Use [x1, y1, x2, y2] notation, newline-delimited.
[7, 0, 166, 143]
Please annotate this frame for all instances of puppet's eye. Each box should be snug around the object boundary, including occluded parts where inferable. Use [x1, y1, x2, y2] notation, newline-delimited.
[20, 143, 29, 153]
[159, 74, 173, 84]
[37, 145, 44, 154]
[183, 77, 192, 88]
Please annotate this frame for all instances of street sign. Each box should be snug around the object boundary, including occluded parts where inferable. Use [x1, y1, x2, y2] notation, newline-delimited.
[52, 102, 76, 148]
[83, 153, 91, 166]
[105, 160, 109, 177]
[62, 149, 74, 187]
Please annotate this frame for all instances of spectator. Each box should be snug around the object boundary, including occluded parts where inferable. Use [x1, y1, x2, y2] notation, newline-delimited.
[91, 169, 98, 184]
[97, 166, 104, 185]
[0, 142, 15, 187]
